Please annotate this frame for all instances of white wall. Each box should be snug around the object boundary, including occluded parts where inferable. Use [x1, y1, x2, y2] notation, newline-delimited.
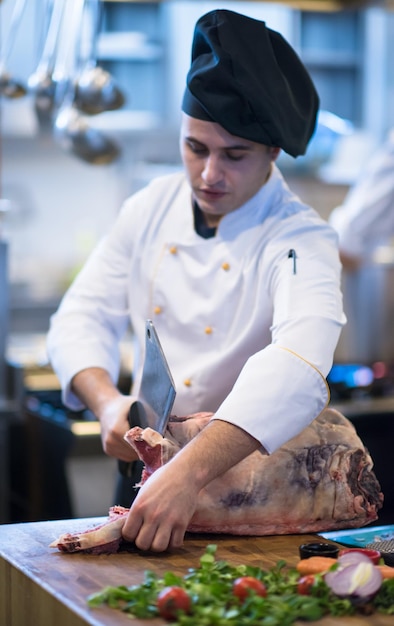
[2, 135, 128, 299]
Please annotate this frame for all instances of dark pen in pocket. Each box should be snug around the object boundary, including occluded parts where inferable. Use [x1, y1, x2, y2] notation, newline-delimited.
[288, 248, 297, 274]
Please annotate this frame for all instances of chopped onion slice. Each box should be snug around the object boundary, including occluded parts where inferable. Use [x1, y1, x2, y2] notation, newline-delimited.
[338, 552, 375, 568]
[325, 552, 382, 602]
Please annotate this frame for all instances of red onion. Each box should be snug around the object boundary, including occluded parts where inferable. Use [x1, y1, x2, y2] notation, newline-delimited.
[325, 552, 382, 603]
[338, 548, 381, 565]
[337, 552, 375, 568]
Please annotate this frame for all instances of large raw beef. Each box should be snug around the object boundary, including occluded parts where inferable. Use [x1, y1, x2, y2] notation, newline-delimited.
[50, 408, 383, 553]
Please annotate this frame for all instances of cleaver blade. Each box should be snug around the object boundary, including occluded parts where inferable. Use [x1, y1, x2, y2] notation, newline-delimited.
[128, 319, 176, 435]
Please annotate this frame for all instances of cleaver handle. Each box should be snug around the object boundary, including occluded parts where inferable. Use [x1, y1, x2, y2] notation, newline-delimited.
[118, 401, 146, 477]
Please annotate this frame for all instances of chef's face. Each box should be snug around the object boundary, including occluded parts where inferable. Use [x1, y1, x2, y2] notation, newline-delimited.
[180, 113, 280, 228]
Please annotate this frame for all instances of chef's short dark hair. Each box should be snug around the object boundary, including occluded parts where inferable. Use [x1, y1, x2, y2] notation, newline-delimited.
[182, 9, 319, 158]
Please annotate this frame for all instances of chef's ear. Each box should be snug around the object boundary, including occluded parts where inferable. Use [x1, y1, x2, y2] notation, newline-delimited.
[270, 146, 281, 161]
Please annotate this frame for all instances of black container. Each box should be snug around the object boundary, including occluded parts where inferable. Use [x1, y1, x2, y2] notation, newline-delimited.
[299, 542, 339, 560]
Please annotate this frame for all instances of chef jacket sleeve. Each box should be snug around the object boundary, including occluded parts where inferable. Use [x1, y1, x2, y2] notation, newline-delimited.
[329, 129, 394, 259]
[212, 219, 345, 454]
[47, 199, 138, 410]
[47, 173, 187, 410]
[213, 338, 334, 454]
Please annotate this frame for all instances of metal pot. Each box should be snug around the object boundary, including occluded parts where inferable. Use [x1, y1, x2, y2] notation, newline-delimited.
[335, 245, 394, 364]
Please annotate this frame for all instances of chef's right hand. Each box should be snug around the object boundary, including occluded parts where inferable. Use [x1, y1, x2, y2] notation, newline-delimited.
[99, 395, 140, 462]
[71, 367, 139, 462]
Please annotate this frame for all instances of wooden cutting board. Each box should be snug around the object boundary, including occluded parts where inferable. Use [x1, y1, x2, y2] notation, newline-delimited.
[0, 517, 392, 626]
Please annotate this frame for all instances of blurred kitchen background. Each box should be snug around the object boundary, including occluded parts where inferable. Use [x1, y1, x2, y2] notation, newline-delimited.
[1, 0, 394, 527]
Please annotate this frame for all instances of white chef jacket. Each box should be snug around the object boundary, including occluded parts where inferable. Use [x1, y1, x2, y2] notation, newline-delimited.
[47, 165, 345, 454]
[329, 129, 394, 261]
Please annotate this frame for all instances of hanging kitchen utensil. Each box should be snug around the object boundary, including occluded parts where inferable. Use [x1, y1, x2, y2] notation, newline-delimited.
[54, 100, 121, 164]
[0, 0, 28, 98]
[28, 0, 66, 123]
[52, 0, 121, 165]
[74, 0, 125, 115]
[51, 0, 85, 106]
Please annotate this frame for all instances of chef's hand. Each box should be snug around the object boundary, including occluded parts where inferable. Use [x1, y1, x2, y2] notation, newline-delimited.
[121, 419, 261, 552]
[99, 394, 139, 462]
[122, 460, 198, 552]
[71, 367, 139, 462]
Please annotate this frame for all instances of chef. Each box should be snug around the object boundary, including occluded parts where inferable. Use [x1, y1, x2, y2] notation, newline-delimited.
[47, 9, 346, 552]
[329, 128, 394, 271]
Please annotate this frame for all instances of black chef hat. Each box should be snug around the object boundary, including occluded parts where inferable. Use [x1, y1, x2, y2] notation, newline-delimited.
[182, 9, 319, 157]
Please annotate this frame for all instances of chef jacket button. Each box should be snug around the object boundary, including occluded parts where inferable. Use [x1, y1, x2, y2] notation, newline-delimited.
[154, 306, 162, 315]
[205, 326, 213, 334]
[169, 246, 177, 254]
[221, 262, 230, 271]
[183, 378, 192, 387]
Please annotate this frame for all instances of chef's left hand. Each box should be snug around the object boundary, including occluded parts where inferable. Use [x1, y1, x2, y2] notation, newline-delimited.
[121, 419, 261, 552]
[121, 459, 198, 551]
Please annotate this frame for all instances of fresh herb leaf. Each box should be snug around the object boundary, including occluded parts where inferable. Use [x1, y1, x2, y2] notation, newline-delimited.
[373, 578, 394, 614]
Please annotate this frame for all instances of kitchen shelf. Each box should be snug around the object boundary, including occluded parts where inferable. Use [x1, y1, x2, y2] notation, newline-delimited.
[100, 1, 167, 119]
[296, 8, 364, 126]
[301, 51, 361, 69]
[89, 109, 160, 132]
[97, 32, 162, 61]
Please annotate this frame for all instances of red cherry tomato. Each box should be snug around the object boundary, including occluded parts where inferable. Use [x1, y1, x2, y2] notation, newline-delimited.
[156, 586, 191, 621]
[297, 574, 317, 595]
[232, 576, 267, 602]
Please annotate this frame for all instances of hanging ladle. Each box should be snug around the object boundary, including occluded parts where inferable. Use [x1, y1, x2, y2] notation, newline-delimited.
[0, 0, 28, 98]
[74, 0, 125, 115]
[54, 100, 120, 164]
[28, 0, 66, 122]
[52, 0, 120, 165]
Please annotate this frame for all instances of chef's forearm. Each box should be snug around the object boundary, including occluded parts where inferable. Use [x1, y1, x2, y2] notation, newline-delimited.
[174, 419, 264, 492]
[71, 367, 123, 418]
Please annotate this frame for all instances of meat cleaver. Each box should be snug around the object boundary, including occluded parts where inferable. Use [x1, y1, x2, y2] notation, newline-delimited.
[118, 320, 176, 478]
[127, 319, 176, 435]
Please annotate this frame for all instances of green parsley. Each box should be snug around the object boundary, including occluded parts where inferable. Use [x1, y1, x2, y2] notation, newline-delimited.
[87, 544, 394, 624]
